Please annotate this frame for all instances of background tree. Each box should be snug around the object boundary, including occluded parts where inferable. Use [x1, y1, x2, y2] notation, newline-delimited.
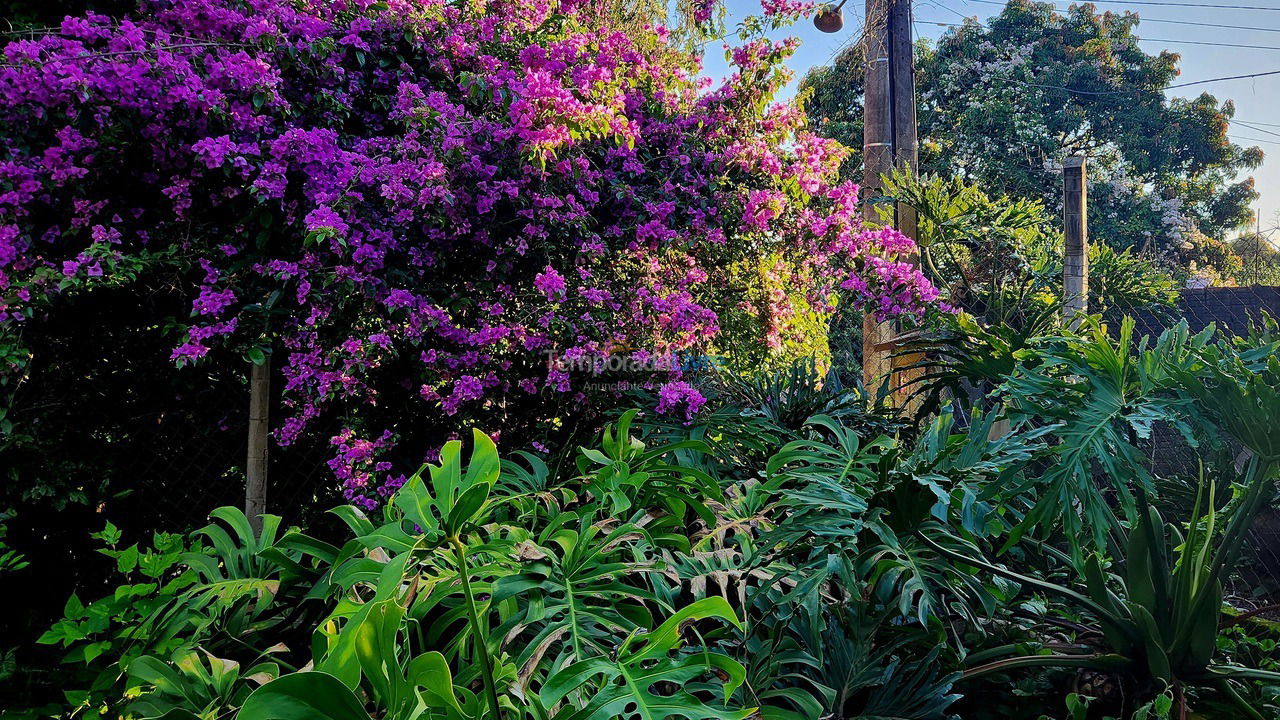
[801, 0, 1263, 267]
[1231, 218, 1280, 286]
[592, 0, 725, 53]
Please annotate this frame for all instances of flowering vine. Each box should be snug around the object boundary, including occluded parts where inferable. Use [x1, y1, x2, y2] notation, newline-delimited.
[0, 0, 940, 507]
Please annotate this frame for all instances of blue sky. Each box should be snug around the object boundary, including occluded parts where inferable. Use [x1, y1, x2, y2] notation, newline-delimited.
[703, 0, 1280, 238]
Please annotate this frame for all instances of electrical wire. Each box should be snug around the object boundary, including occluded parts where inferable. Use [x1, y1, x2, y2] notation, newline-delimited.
[967, 0, 1280, 12]
[962, 0, 1280, 32]
[1232, 119, 1280, 138]
[1137, 37, 1280, 50]
[1132, 16, 1280, 32]
[1230, 134, 1280, 145]
[914, 17, 1280, 91]
[1169, 69, 1280, 87]
[916, 19, 1280, 51]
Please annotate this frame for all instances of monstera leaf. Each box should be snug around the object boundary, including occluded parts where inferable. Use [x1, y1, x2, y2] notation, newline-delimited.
[576, 409, 720, 522]
[1001, 317, 1192, 555]
[540, 597, 754, 720]
[317, 431, 509, 719]
[767, 415, 887, 485]
[395, 429, 500, 543]
[237, 672, 371, 720]
[493, 511, 658, 680]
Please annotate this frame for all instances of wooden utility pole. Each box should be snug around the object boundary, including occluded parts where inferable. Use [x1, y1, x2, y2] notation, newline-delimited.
[861, 0, 918, 391]
[1250, 206, 1262, 285]
[1062, 156, 1088, 323]
[245, 356, 270, 533]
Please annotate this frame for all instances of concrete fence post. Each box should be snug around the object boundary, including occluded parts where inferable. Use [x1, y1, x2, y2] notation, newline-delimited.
[1063, 156, 1089, 324]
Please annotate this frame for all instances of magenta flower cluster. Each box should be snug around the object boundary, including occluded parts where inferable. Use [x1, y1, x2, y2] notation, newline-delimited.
[655, 380, 707, 421]
[0, 0, 941, 507]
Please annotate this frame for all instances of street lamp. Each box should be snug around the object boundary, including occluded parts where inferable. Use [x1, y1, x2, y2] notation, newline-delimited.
[814, 0, 849, 32]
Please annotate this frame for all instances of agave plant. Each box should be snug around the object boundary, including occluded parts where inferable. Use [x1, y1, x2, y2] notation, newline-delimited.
[925, 471, 1280, 718]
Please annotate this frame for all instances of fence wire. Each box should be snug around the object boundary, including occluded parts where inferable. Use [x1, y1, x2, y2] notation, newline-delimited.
[3, 296, 338, 541]
[825, 254, 1280, 605]
[1123, 284, 1280, 606]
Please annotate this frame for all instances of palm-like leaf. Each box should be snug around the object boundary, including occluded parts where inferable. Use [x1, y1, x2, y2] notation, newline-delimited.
[493, 512, 658, 683]
[540, 597, 754, 720]
[1000, 317, 1196, 554]
[576, 409, 720, 522]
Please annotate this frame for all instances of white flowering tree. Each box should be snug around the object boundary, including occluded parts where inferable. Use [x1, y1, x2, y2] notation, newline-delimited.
[801, 0, 1262, 270]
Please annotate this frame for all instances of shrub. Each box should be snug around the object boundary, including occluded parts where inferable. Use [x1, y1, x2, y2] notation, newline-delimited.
[24, 315, 1280, 718]
[0, 0, 941, 507]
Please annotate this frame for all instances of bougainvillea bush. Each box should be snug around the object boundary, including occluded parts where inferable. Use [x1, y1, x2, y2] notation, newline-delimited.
[0, 0, 940, 506]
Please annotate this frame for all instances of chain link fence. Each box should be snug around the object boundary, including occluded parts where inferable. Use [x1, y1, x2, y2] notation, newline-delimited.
[116, 363, 343, 532]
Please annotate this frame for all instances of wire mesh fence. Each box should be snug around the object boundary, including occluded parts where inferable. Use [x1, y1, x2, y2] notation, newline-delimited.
[118, 364, 343, 532]
[2, 276, 340, 539]
[1122, 284, 1280, 605]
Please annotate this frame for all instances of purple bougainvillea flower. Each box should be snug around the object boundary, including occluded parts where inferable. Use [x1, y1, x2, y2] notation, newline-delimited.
[0, 0, 942, 508]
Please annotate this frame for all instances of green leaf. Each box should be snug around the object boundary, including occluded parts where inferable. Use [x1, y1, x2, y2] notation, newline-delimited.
[445, 483, 490, 536]
[393, 430, 499, 542]
[237, 672, 371, 720]
[493, 514, 656, 669]
[540, 597, 753, 720]
[117, 544, 140, 573]
[317, 553, 413, 689]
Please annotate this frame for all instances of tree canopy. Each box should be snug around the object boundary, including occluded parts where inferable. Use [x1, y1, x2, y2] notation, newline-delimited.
[801, 0, 1263, 265]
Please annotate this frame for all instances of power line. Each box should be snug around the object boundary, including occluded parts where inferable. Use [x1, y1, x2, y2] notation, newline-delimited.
[1233, 119, 1280, 139]
[1136, 16, 1280, 32]
[1169, 69, 1280, 87]
[917, 19, 1280, 50]
[963, 0, 1280, 32]
[911, 25, 1280, 92]
[916, 19, 1280, 50]
[967, 0, 1280, 12]
[1136, 36, 1280, 50]
[1230, 134, 1280, 145]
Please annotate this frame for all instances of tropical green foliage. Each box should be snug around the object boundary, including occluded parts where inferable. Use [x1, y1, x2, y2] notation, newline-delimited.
[875, 170, 1179, 329]
[930, 467, 1280, 719]
[16, 316, 1280, 720]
